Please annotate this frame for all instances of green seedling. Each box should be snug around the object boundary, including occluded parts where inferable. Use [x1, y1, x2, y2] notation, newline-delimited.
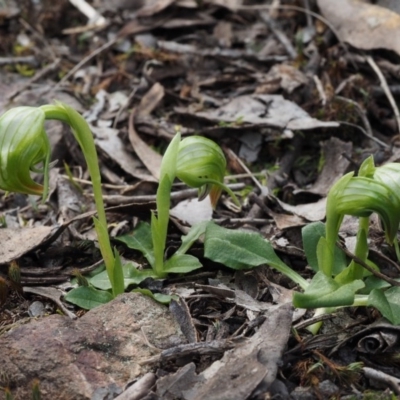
[293, 156, 400, 332]
[0, 103, 124, 299]
[114, 132, 241, 279]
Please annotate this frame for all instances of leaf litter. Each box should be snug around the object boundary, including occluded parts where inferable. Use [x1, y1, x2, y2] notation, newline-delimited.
[1, 0, 400, 398]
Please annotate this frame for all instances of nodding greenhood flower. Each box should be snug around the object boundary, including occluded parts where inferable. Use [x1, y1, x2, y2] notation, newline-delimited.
[0, 107, 50, 197]
[323, 156, 400, 276]
[176, 136, 239, 207]
[334, 175, 400, 243]
[0, 102, 124, 297]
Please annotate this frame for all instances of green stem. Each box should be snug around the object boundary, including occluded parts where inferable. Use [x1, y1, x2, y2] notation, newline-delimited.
[152, 132, 181, 277]
[307, 295, 370, 334]
[351, 216, 370, 280]
[394, 239, 400, 262]
[351, 295, 369, 307]
[307, 307, 335, 335]
[40, 103, 124, 296]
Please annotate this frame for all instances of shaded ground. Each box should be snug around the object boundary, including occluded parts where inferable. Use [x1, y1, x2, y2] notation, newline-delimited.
[1, 0, 400, 399]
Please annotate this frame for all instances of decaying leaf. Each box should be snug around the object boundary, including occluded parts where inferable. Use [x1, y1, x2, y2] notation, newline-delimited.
[318, 0, 400, 56]
[194, 94, 339, 131]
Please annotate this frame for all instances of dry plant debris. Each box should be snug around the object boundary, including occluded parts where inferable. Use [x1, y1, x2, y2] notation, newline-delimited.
[1, 0, 400, 399]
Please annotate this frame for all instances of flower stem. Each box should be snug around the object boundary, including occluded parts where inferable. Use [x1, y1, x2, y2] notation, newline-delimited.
[40, 103, 124, 296]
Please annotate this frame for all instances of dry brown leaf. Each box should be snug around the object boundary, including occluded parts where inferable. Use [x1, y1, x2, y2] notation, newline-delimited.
[205, 0, 244, 10]
[136, 0, 176, 16]
[307, 137, 353, 196]
[195, 94, 339, 131]
[137, 82, 165, 117]
[256, 64, 309, 94]
[93, 125, 156, 182]
[0, 226, 59, 264]
[128, 119, 163, 180]
[318, 0, 400, 56]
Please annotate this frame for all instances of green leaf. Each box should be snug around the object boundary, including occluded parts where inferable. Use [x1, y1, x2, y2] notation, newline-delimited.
[113, 247, 125, 295]
[302, 221, 325, 272]
[160, 132, 181, 184]
[176, 220, 209, 255]
[90, 262, 156, 290]
[65, 286, 113, 310]
[204, 222, 308, 289]
[132, 288, 175, 304]
[368, 287, 400, 325]
[163, 254, 202, 273]
[116, 222, 155, 267]
[360, 275, 392, 294]
[303, 222, 347, 275]
[292, 271, 364, 308]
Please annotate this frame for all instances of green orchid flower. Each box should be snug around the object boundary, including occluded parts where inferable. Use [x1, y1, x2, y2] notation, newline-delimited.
[176, 135, 239, 208]
[0, 107, 50, 197]
[150, 133, 240, 277]
[0, 102, 124, 297]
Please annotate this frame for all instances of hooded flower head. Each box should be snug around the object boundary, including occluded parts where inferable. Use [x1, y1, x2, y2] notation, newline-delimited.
[0, 107, 50, 197]
[176, 135, 235, 207]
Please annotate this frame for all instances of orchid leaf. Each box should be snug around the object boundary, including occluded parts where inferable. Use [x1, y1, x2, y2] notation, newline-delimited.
[65, 286, 113, 310]
[360, 275, 392, 294]
[90, 262, 155, 290]
[302, 222, 347, 274]
[292, 271, 364, 308]
[204, 222, 308, 289]
[163, 254, 202, 273]
[116, 222, 155, 267]
[175, 220, 209, 256]
[367, 287, 400, 325]
[132, 288, 176, 304]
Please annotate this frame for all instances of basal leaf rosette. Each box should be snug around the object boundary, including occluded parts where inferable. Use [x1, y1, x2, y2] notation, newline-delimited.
[176, 135, 239, 207]
[0, 107, 50, 197]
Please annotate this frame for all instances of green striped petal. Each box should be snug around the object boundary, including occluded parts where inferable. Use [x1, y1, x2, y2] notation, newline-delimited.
[176, 135, 238, 207]
[0, 107, 50, 197]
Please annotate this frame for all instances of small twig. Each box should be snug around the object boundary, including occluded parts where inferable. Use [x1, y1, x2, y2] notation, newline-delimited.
[101, 183, 245, 206]
[114, 373, 156, 400]
[113, 86, 138, 128]
[363, 367, 400, 395]
[260, 11, 297, 59]
[303, 0, 313, 29]
[337, 121, 389, 149]
[313, 75, 326, 106]
[337, 243, 400, 287]
[54, 38, 118, 89]
[334, 95, 389, 149]
[0, 56, 38, 66]
[293, 312, 336, 330]
[366, 55, 400, 134]
[68, 0, 107, 26]
[369, 248, 400, 273]
[18, 18, 57, 61]
[7, 58, 61, 100]
[225, 148, 266, 194]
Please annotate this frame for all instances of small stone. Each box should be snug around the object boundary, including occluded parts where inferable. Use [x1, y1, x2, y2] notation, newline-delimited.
[28, 301, 45, 317]
[290, 386, 317, 400]
[0, 293, 186, 400]
[318, 380, 339, 397]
